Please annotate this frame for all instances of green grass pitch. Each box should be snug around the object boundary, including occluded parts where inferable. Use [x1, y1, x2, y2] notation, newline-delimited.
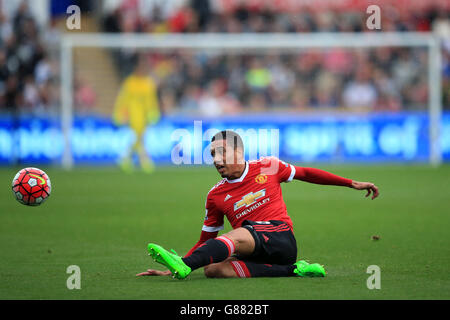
[0, 165, 449, 299]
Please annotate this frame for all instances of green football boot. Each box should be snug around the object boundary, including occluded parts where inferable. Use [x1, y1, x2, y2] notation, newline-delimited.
[293, 260, 326, 277]
[147, 243, 192, 279]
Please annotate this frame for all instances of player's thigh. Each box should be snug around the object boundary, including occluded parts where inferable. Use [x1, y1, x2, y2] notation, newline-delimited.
[222, 227, 255, 256]
[204, 257, 238, 278]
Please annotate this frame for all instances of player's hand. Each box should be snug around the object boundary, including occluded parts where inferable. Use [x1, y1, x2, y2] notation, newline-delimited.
[351, 181, 379, 200]
[136, 269, 172, 276]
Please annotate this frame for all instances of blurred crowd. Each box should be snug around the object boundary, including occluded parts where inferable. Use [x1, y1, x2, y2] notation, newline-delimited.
[134, 48, 430, 116]
[102, 0, 448, 34]
[102, 0, 450, 115]
[0, 1, 59, 116]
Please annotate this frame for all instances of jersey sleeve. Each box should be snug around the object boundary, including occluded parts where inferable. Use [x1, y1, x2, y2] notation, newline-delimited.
[202, 192, 224, 232]
[259, 156, 296, 183]
[293, 166, 353, 187]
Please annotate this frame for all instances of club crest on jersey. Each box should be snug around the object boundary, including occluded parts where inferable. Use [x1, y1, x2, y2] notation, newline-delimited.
[234, 189, 266, 211]
[255, 174, 267, 184]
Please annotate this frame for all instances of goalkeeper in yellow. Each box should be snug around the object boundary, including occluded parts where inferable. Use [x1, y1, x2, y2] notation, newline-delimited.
[113, 57, 160, 173]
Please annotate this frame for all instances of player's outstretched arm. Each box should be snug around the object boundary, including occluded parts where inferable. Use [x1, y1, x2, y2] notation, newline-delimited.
[293, 166, 379, 200]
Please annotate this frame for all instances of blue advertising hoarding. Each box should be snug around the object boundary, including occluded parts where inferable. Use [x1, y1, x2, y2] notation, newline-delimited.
[0, 112, 449, 165]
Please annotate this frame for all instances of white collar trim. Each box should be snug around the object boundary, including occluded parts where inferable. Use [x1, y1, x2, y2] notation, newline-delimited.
[226, 162, 249, 184]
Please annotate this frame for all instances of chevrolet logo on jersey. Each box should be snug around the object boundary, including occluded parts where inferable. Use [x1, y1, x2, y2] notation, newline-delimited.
[234, 189, 266, 211]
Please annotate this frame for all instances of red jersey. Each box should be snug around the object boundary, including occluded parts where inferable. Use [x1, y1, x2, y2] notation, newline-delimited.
[184, 157, 353, 257]
[202, 156, 296, 232]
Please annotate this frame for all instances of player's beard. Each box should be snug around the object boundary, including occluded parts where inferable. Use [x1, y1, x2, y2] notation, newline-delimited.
[215, 164, 227, 177]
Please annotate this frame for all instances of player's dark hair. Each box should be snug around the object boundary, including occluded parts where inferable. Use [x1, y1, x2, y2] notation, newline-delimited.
[211, 130, 244, 151]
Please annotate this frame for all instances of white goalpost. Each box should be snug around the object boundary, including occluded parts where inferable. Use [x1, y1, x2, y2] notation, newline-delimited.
[59, 32, 443, 168]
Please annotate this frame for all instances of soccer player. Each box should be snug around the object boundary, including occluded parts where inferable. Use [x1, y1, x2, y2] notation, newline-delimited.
[137, 130, 379, 279]
[113, 55, 160, 173]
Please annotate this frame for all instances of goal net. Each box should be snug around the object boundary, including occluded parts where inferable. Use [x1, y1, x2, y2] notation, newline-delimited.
[57, 32, 443, 168]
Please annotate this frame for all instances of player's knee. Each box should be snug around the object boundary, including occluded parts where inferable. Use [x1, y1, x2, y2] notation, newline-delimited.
[204, 264, 229, 278]
[223, 227, 255, 255]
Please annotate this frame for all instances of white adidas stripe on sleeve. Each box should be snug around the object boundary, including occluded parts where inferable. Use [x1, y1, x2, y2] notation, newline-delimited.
[202, 225, 224, 232]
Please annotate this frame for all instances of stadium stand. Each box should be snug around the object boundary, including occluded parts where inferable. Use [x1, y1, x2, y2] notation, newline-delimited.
[0, 0, 449, 116]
